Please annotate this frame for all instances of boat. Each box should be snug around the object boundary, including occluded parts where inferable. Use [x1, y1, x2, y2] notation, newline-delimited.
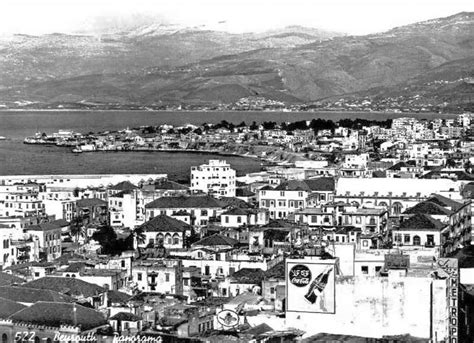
[0, 136, 6, 140]
[72, 147, 83, 153]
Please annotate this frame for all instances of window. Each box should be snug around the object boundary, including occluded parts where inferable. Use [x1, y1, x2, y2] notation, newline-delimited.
[375, 266, 382, 273]
[137, 273, 142, 281]
[426, 234, 435, 246]
[225, 216, 229, 223]
[165, 273, 170, 282]
[280, 191, 285, 196]
[183, 279, 189, 286]
[237, 216, 242, 223]
[361, 266, 369, 274]
[311, 215, 317, 223]
[404, 235, 410, 244]
[413, 235, 421, 246]
[270, 287, 275, 294]
[121, 260, 125, 268]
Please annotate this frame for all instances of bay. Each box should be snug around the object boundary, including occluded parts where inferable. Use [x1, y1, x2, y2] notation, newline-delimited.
[0, 110, 457, 179]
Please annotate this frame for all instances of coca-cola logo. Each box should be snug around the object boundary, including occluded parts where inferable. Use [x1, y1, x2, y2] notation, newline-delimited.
[289, 264, 312, 287]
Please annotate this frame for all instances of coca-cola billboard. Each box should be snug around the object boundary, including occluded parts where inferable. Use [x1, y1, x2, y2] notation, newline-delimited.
[286, 259, 336, 314]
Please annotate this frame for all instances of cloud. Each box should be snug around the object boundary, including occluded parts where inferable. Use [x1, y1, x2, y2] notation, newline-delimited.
[0, 0, 473, 35]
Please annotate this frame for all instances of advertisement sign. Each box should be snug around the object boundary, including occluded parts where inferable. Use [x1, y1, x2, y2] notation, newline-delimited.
[216, 309, 239, 328]
[286, 259, 336, 314]
[437, 258, 459, 343]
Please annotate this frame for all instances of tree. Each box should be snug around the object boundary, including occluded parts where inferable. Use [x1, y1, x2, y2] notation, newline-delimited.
[70, 215, 86, 242]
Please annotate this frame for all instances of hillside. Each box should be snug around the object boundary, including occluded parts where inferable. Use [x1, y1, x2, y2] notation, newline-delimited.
[0, 12, 473, 109]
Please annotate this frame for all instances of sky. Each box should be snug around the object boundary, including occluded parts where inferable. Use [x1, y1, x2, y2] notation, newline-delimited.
[1, 0, 474, 36]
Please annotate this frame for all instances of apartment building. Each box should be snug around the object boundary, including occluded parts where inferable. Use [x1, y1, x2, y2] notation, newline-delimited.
[190, 160, 236, 197]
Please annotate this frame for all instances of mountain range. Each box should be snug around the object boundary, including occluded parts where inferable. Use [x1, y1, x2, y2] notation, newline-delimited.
[0, 12, 473, 111]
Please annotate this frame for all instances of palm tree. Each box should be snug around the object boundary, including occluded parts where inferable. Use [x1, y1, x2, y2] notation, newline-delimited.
[70, 215, 86, 242]
[132, 226, 146, 248]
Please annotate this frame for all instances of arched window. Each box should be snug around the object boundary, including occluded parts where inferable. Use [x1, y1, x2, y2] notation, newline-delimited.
[2, 333, 8, 343]
[392, 202, 403, 215]
[413, 235, 421, 246]
[378, 201, 388, 208]
[66, 274, 70, 277]
[351, 201, 360, 208]
[173, 233, 180, 245]
[34, 337, 40, 343]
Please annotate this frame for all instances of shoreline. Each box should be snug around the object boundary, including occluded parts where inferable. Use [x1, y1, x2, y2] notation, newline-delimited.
[0, 108, 450, 117]
[75, 148, 262, 161]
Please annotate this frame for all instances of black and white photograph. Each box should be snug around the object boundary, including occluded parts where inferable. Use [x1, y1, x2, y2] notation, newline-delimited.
[0, 0, 474, 342]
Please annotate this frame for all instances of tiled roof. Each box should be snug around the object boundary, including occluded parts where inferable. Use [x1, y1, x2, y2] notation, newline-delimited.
[222, 207, 255, 216]
[387, 160, 417, 171]
[107, 290, 132, 305]
[53, 253, 88, 264]
[273, 178, 335, 192]
[0, 272, 25, 286]
[274, 180, 310, 191]
[109, 181, 138, 191]
[262, 219, 299, 228]
[236, 189, 255, 197]
[263, 229, 290, 241]
[76, 198, 107, 207]
[229, 268, 265, 284]
[51, 219, 70, 227]
[192, 234, 239, 247]
[422, 170, 474, 181]
[219, 197, 251, 209]
[25, 222, 63, 231]
[404, 201, 453, 216]
[427, 194, 464, 212]
[9, 302, 107, 330]
[304, 178, 336, 191]
[145, 195, 223, 209]
[0, 297, 26, 317]
[264, 261, 285, 280]
[137, 214, 190, 233]
[398, 214, 446, 231]
[0, 286, 74, 304]
[241, 323, 273, 337]
[109, 312, 142, 321]
[21, 277, 105, 298]
[154, 180, 188, 190]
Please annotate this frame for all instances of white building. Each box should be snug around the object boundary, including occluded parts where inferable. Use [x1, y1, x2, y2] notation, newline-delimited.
[190, 160, 236, 197]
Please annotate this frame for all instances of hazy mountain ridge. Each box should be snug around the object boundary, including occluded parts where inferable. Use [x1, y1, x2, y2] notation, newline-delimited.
[0, 12, 473, 109]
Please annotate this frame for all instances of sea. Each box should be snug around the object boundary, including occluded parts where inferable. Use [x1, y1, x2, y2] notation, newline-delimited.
[0, 110, 458, 180]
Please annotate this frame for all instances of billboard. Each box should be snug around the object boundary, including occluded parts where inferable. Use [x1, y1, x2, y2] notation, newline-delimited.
[436, 258, 459, 343]
[286, 259, 336, 314]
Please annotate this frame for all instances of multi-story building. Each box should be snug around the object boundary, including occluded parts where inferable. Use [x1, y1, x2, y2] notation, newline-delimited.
[145, 195, 224, 227]
[0, 183, 45, 218]
[220, 208, 269, 228]
[258, 178, 335, 219]
[25, 222, 62, 261]
[132, 259, 183, 294]
[190, 160, 236, 197]
[136, 214, 190, 249]
[399, 194, 472, 255]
